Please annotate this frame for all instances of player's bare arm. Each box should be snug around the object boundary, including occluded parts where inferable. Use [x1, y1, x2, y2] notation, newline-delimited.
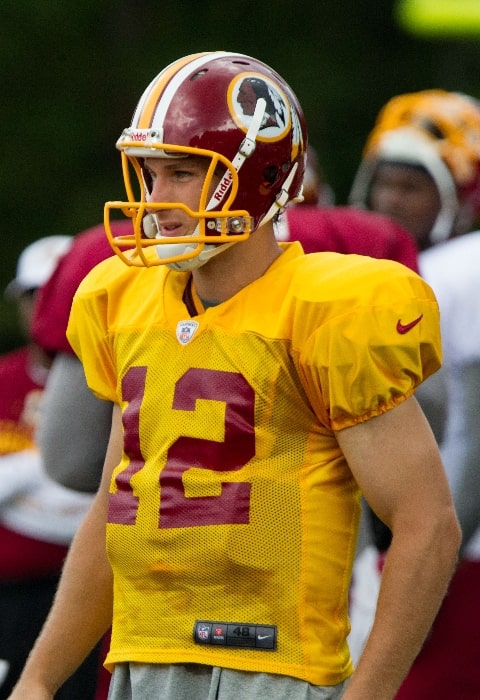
[337, 395, 460, 700]
[6, 405, 123, 700]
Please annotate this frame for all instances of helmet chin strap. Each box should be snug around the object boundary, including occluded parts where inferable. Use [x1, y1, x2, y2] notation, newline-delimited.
[260, 163, 299, 227]
[145, 98, 268, 270]
[152, 234, 238, 271]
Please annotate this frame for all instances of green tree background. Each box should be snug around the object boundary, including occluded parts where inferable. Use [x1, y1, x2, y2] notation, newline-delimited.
[2, 0, 480, 349]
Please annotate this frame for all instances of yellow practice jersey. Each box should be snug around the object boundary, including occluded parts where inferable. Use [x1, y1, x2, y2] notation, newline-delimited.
[67, 242, 441, 685]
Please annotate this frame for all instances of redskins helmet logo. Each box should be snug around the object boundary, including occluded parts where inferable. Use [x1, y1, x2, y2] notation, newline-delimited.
[228, 73, 291, 142]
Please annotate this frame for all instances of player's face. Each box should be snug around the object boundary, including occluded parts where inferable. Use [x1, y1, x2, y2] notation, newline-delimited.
[143, 156, 218, 237]
[369, 162, 441, 250]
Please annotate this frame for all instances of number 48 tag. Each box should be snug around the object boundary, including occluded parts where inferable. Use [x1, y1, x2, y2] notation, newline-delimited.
[193, 620, 277, 650]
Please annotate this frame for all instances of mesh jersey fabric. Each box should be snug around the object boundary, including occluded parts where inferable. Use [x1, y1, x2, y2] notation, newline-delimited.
[67, 242, 441, 686]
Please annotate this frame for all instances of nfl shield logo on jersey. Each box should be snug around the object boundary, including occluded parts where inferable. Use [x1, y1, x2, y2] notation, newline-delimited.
[176, 320, 199, 345]
[198, 624, 210, 641]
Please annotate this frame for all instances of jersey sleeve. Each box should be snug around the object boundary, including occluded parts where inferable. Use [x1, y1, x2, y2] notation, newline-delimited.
[297, 260, 441, 431]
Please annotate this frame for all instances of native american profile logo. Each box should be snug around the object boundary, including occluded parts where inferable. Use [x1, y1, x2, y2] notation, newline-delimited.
[228, 73, 292, 141]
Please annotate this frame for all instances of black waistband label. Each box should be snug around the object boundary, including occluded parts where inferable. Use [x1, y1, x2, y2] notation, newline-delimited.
[193, 620, 277, 650]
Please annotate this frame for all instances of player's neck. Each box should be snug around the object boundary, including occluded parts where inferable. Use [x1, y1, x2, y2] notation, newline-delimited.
[192, 223, 282, 303]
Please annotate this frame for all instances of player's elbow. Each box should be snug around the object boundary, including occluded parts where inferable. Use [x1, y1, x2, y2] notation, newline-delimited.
[428, 505, 461, 575]
[393, 501, 461, 575]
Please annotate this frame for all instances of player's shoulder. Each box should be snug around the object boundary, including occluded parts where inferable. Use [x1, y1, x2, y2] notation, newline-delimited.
[292, 246, 421, 293]
[276, 244, 432, 313]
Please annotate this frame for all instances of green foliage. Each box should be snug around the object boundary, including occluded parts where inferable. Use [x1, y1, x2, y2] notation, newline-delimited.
[2, 0, 480, 348]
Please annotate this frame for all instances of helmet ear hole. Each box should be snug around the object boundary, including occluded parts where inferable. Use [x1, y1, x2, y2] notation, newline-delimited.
[262, 165, 280, 188]
[419, 119, 445, 140]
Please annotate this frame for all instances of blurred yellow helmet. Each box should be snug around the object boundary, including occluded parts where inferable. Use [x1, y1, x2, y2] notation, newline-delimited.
[350, 89, 480, 243]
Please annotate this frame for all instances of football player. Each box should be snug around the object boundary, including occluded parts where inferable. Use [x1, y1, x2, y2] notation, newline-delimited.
[349, 89, 480, 698]
[9, 53, 460, 700]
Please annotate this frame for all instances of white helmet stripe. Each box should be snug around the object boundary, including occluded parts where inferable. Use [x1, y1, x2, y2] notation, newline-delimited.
[132, 51, 235, 130]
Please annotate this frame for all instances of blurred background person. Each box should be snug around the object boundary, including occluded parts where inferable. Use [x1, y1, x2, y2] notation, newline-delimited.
[350, 89, 480, 250]
[276, 202, 419, 268]
[348, 88, 480, 699]
[0, 238, 71, 677]
[0, 237, 72, 456]
[275, 143, 419, 269]
[0, 236, 102, 699]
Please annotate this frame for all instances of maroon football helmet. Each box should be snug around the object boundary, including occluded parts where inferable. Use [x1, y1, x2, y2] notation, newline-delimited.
[105, 51, 307, 269]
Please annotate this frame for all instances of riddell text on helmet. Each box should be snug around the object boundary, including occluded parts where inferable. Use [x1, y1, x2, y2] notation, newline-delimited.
[130, 131, 148, 141]
[214, 173, 234, 201]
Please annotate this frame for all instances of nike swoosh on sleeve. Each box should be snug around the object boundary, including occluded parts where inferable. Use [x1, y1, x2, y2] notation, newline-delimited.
[396, 314, 423, 334]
